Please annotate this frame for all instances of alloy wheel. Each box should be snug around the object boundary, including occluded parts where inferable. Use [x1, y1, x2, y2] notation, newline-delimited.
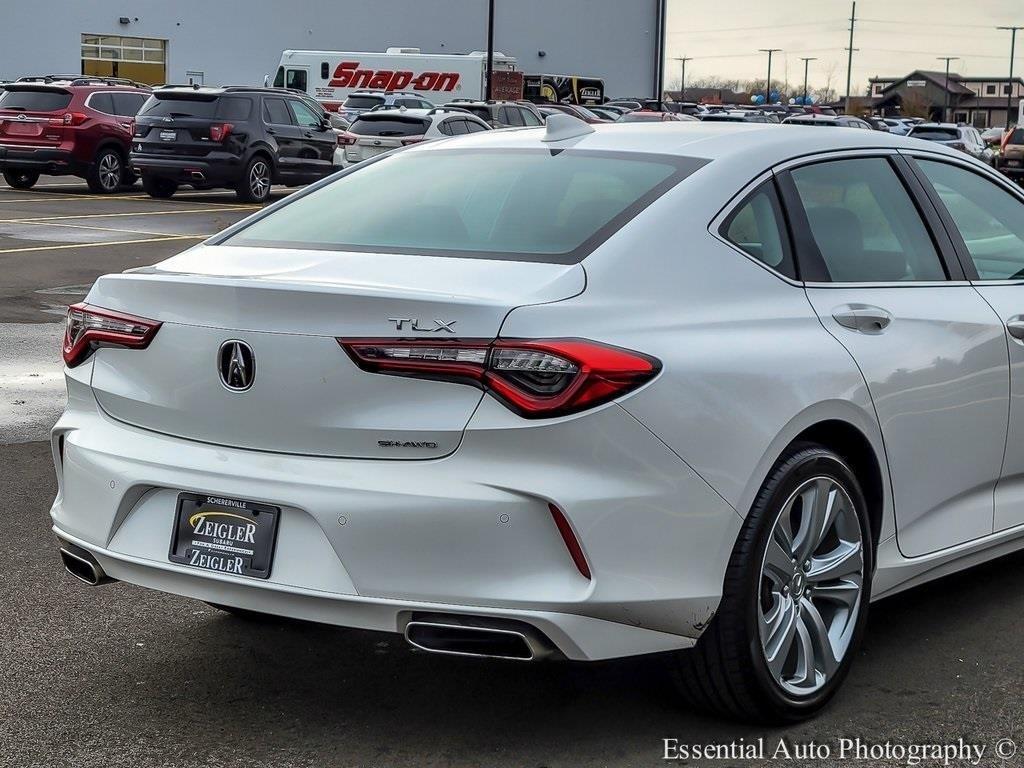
[249, 161, 270, 199]
[98, 153, 121, 191]
[758, 476, 864, 697]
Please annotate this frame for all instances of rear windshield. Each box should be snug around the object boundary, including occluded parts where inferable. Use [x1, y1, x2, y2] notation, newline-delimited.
[619, 112, 662, 122]
[349, 116, 430, 136]
[221, 149, 706, 263]
[910, 127, 959, 141]
[0, 89, 72, 112]
[139, 95, 252, 120]
[786, 118, 838, 126]
[343, 95, 384, 110]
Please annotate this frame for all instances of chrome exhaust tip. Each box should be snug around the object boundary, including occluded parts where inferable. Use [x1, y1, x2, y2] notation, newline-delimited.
[59, 545, 113, 586]
[405, 620, 548, 661]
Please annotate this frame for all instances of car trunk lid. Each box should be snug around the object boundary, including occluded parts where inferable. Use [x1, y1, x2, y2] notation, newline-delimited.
[0, 86, 72, 147]
[85, 244, 585, 458]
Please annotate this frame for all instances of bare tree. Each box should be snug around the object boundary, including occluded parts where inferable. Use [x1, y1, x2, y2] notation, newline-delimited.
[900, 90, 932, 119]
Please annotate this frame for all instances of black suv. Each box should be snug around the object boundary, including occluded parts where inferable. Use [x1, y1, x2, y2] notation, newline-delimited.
[440, 100, 544, 128]
[131, 86, 337, 202]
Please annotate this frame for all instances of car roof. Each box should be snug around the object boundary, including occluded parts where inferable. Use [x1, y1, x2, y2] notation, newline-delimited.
[400, 121, 967, 166]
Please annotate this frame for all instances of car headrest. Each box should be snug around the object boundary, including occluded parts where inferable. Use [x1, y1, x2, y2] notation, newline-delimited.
[805, 206, 908, 282]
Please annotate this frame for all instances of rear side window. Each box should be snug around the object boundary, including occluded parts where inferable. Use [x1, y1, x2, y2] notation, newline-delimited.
[722, 180, 795, 278]
[465, 119, 488, 133]
[140, 96, 218, 118]
[217, 96, 252, 121]
[263, 97, 293, 125]
[917, 159, 1024, 280]
[789, 158, 946, 282]
[343, 95, 384, 110]
[520, 107, 543, 126]
[0, 89, 72, 111]
[223, 149, 704, 264]
[349, 117, 429, 136]
[499, 106, 524, 126]
[88, 92, 115, 115]
[111, 92, 147, 117]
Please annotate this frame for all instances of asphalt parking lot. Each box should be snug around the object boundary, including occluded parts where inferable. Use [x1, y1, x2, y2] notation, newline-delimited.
[2, 178, 1023, 767]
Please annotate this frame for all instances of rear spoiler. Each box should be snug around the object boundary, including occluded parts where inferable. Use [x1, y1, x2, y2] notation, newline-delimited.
[2, 83, 71, 94]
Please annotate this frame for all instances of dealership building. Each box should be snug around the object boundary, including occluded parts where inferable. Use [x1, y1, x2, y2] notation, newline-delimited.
[0, 1, 666, 99]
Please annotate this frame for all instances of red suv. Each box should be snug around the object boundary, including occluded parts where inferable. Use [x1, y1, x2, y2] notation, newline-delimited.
[0, 77, 150, 193]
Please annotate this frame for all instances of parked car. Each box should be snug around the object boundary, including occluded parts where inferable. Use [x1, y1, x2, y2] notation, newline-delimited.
[617, 109, 697, 123]
[906, 123, 994, 165]
[439, 99, 544, 128]
[588, 105, 628, 121]
[782, 114, 874, 129]
[338, 90, 435, 123]
[339, 107, 490, 166]
[536, 103, 609, 124]
[997, 126, 1024, 182]
[882, 118, 914, 136]
[981, 126, 1006, 146]
[55, 120, 1024, 724]
[131, 85, 337, 202]
[605, 99, 643, 111]
[0, 77, 150, 192]
[701, 111, 773, 124]
[862, 116, 891, 132]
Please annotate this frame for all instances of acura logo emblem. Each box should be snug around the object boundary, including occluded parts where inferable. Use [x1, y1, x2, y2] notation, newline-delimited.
[218, 340, 255, 391]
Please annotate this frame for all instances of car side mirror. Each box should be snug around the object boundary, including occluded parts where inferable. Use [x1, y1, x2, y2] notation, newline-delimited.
[320, 117, 332, 131]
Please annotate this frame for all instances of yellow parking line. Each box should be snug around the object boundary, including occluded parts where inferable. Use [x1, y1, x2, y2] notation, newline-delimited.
[0, 206, 258, 224]
[0, 234, 204, 255]
[8, 220, 215, 238]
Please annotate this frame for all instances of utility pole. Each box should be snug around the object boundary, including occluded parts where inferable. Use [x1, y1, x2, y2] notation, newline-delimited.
[760, 49, 781, 105]
[997, 26, 1022, 129]
[800, 57, 817, 106]
[844, 1, 857, 113]
[674, 56, 692, 103]
[937, 57, 959, 123]
[484, 0, 495, 101]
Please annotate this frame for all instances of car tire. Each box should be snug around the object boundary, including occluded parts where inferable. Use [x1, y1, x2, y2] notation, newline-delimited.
[86, 147, 125, 193]
[3, 170, 40, 189]
[141, 174, 179, 199]
[673, 444, 873, 723]
[235, 155, 272, 203]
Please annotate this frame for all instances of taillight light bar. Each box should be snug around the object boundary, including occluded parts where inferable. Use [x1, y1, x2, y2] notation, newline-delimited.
[337, 131, 357, 146]
[338, 338, 660, 418]
[63, 303, 162, 368]
[209, 122, 233, 142]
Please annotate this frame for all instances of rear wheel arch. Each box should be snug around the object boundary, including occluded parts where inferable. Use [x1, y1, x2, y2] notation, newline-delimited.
[245, 146, 276, 175]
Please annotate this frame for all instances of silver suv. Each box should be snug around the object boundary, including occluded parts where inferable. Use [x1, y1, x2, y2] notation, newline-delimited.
[339, 90, 435, 122]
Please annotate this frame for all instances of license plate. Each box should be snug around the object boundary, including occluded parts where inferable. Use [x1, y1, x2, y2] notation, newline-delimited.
[159, 130, 177, 141]
[1007, 160, 1021, 167]
[169, 492, 280, 579]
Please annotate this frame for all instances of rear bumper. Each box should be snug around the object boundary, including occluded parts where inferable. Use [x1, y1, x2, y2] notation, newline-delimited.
[131, 152, 242, 185]
[50, 367, 741, 660]
[0, 144, 74, 174]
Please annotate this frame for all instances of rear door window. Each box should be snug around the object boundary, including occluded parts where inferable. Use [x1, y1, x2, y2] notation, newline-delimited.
[0, 89, 72, 111]
[788, 157, 947, 282]
[519, 107, 543, 126]
[464, 119, 488, 133]
[916, 159, 1024, 280]
[263, 97, 293, 125]
[111, 92, 147, 116]
[722, 180, 796, 278]
[499, 106, 525, 126]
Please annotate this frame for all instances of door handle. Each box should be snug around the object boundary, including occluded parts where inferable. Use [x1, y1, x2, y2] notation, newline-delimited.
[303, 131, 313, 138]
[832, 304, 892, 334]
[1006, 316, 1024, 341]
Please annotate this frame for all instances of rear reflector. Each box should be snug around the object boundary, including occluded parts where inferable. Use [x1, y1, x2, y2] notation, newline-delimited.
[548, 503, 591, 579]
[63, 303, 161, 367]
[339, 338, 660, 418]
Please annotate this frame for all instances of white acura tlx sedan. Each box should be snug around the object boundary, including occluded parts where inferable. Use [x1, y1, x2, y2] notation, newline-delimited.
[51, 114, 1024, 722]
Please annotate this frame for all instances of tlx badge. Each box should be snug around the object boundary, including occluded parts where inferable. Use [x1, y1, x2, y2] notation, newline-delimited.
[387, 318, 457, 333]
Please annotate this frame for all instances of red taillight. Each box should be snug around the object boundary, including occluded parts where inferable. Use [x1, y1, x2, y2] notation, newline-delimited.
[338, 338, 660, 418]
[63, 112, 88, 126]
[62, 303, 162, 368]
[549, 503, 591, 579]
[337, 131, 357, 146]
[209, 122, 233, 142]
[400, 137, 425, 146]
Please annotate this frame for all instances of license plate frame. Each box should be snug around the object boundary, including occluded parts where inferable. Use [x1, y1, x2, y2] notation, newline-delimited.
[169, 492, 280, 579]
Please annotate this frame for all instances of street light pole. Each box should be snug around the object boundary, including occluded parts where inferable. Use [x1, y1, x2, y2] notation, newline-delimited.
[937, 57, 959, 123]
[674, 56, 692, 103]
[759, 48, 781, 105]
[484, 0, 495, 101]
[800, 57, 817, 106]
[997, 26, 1022, 129]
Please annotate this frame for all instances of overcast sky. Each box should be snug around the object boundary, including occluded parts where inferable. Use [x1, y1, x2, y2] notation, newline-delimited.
[666, 0, 1023, 93]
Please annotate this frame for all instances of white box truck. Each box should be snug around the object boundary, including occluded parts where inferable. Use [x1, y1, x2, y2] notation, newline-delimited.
[270, 47, 517, 112]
